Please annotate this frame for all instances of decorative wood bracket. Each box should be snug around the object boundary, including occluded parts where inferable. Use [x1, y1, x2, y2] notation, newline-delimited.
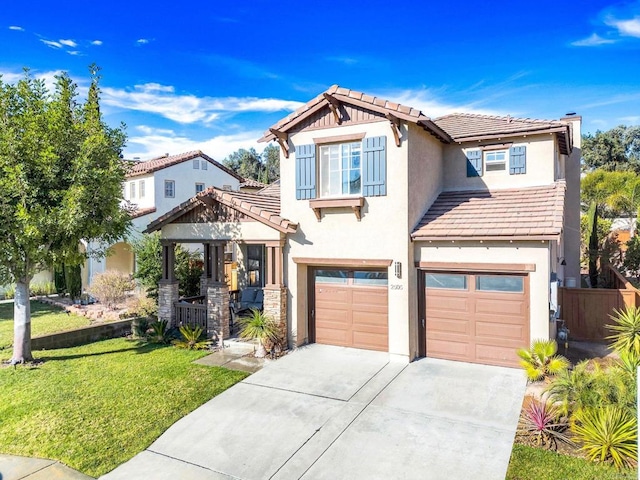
[323, 93, 343, 125]
[309, 197, 364, 222]
[269, 128, 289, 158]
[385, 113, 402, 147]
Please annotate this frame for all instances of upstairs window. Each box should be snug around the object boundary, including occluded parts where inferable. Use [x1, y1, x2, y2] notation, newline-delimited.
[139, 180, 145, 198]
[129, 182, 136, 199]
[319, 142, 361, 197]
[195, 183, 205, 194]
[484, 150, 507, 172]
[201, 160, 208, 170]
[164, 180, 175, 198]
[193, 159, 200, 169]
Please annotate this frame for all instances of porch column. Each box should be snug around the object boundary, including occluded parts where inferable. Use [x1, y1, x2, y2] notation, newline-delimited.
[159, 241, 178, 326]
[206, 241, 229, 341]
[200, 242, 213, 296]
[263, 240, 287, 347]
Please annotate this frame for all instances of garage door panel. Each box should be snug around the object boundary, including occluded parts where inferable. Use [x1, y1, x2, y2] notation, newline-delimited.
[425, 272, 528, 368]
[353, 311, 387, 328]
[352, 331, 388, 351]
[316, 327, 351, 347]
[352, 288, 387, 306]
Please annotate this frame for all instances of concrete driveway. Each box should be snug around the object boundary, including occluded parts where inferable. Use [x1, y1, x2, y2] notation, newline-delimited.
[102, 345, 526, 480]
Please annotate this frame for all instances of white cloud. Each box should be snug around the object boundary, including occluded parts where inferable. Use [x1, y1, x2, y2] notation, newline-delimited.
[59, 39, 77, 47]
[136, 38, 149, 45]
[376, 87, 505, 118]
[125, 128, 266, 161]
[41, 39, 62, 49]
[326, 56, 359, 65]
[91, 40, 103, 46]
[0, 68, 71, 93]
[571, 33, 616, 47]
[620, 115, 640, 124]
[101, 83, 303, 124]
[606, 16, 640, 37]
[67, 51, 81, 56]
[9, 26, 24, 31]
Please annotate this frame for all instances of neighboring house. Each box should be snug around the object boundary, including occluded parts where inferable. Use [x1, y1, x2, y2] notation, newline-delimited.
[239, 178, 268, 193]
[147, 85, 581, 368]
[85, 150, 243, 285]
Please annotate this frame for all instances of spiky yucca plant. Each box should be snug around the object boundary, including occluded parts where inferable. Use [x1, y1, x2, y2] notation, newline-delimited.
[517, 339, 570, 382]
[571, 406, 638, 470]
[172, 325, 211, 350]
[518, 398, 571, 450]
[608, 306, 640, 357]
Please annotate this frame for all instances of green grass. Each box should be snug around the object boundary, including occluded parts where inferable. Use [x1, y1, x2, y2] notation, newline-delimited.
[0, 300, 90, 349]
[507, 444, 637, 480]
[0, 338, 248, 476]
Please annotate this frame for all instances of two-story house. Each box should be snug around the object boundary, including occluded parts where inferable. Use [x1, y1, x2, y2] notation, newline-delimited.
[85, 150, 243, 285]
[146, 85, 580, 368]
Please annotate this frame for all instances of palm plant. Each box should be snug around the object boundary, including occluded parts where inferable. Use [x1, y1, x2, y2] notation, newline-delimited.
[571, 406, 638, 470]
[517, 398, 572, 450]
[238, 309, 279, 358]
[148, 320, 171, 344]
[517, 339, 570, 382]
[607, 306, 640, 357]
[172, 325, 211, 350]
[545, 361, 597, 417]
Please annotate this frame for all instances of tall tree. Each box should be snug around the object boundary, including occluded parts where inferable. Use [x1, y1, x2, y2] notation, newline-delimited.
[261, 144, 280, 183]
[223, 148, 263, 181]
[582, 125, 640, 173]
[0, 67, 131, 363]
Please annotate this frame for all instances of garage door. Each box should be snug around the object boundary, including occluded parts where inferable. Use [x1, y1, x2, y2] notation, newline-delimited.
[313, 269, 388, 352]
[424, 272, 529, 367]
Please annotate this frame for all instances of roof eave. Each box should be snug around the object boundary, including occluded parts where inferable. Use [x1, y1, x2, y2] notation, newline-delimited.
[410, 234, 561, 242]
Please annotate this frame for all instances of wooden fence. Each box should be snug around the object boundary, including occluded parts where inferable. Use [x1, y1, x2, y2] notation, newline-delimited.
[174, 296, 207, 330]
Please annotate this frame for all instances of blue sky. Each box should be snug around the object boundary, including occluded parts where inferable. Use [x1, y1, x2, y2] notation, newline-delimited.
[2, 0, 640, 160]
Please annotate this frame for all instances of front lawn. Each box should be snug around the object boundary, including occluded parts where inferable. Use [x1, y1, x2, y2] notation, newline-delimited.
[0, 338, 247, 477]
[507, 444, 636, 480]
[0, 300, 90, 349]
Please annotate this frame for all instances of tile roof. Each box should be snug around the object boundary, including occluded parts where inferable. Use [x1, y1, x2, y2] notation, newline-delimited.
[411, 181, 566, 241]
[434, 113, 572, 154]
[125, 150, 243, 181]
[239, 178, 267, 189]
[258, 179, 280, 197]
[145, 185, 296, 234]
[258, 85, 451, 143]
[131, 206, 156, 219]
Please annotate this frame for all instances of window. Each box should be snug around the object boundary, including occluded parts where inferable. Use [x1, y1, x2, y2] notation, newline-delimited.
[195, 183, 205, 194]
[425, 273, 468, 290]
[129, 182, 136, 199]
[315, 270, 349, 284]
[139, 180, 145, 198]
[201, 160, 208, 170]
[476, 275, 524, 293]
[164, 180, 175, 198]
[193, 159, 200, 169]
[353, 271, 388, 286]
[484, 150, 507, 172]
[319, 142, 362, 197]
[246, 245, 264, 287]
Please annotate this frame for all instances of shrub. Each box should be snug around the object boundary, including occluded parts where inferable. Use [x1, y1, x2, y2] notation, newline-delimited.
[608, 306, 640, 357]
[54, 265, 66, 295]
[517, 339, 570, 382]
[3, 285, 15, 300]
[131, 318, 150, 339]
[148, 320, 172, 344]
[238, 309, 280, 358]
[88, 271, 134, 309]
[125, 293, 158, 319]
[175, 249, 203, 298]
[30, 281, 56, 296]
[517, 398, 571, 450]
[172, 325, 211, 350]
[65, 264, 83, 300]
[571, 406, 638, 470]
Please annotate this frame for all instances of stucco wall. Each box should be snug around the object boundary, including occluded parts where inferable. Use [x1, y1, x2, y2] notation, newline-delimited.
[123, 174, 154, 209]
[562, 118, 582, 284]
[414, 241, 552, 343]
[161, 222, 281, 242]
[282, 121, 413, 359]
[442, 134, 556, 192]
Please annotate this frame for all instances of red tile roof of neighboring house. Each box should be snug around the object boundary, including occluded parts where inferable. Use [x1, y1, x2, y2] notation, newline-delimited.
[239, 178, 267, 189]
[258, 180, 280, 197]
[125, 150, 244, 181]
[411, 181, 566, 241]
[434, 113, 572, 154]
[145, 186, 296, 234]
[258, 85, 452, 143]
[131, 206, 157, 219]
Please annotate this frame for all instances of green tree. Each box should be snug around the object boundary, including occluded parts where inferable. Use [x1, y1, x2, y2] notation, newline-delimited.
[223, 147, 263, 181]
[582, 125, 640, 173]
[0, 67, 130, 363]
[261, 144, 280, 183]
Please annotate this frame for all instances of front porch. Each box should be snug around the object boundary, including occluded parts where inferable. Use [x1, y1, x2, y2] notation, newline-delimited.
[158, 239, 287, 343]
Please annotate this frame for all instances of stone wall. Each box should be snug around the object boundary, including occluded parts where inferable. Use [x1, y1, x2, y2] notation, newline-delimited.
[158, 281, 179, 326]
[31, 319, 134, 350]
[264, 287, 288, 347]
[207, 283, 230, 340]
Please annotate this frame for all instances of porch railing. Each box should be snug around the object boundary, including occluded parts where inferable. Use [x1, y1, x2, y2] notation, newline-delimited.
[174, 296, 207, 330]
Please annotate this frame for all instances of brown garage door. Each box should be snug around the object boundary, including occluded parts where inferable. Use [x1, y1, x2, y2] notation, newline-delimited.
[424, 272, 529, 367]
[313, 269, 388, 352]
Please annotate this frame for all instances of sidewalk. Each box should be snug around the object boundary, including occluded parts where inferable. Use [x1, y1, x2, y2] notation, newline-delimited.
[0, 454, 92, 480]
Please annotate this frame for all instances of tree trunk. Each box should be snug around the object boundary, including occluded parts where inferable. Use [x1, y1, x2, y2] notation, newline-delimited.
[11, 279, 33, 364]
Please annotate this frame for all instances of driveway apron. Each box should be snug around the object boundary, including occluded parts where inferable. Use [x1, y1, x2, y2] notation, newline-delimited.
[101, 345, 525, 480]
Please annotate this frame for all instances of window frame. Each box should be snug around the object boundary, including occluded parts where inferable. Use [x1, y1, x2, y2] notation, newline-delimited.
[193, 159, 200, 170]
[195, 182, 205, 194]
[318, 141, 363, 198]
[129, 182, 136, 199]
[201, 160, 208, 170]
[164, 180, 175, 198]
[138, 179, 145, 198]
[483, 149, 507, 172]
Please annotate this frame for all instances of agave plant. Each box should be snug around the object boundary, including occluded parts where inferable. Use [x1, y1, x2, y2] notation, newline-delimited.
[571, 406, 638, 470]
[148, 320, 171, 344]
[607, 306, 640, 357]
[238, 309, 280, 358]
[517, 398, 572, 450]
[172, 325, 211, 350]
[517, 339, 570, 382]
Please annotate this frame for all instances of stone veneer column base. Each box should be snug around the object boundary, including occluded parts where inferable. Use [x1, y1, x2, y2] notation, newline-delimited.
[158, 281, 179, 327]
[207, 283, 230, 341]
[263, 287, 288, 348]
